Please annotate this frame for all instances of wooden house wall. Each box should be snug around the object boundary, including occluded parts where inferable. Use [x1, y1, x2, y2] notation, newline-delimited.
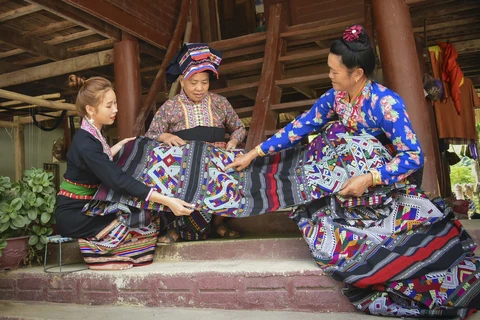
[264, 0, 363, 26]
[103, 0, 181, 36]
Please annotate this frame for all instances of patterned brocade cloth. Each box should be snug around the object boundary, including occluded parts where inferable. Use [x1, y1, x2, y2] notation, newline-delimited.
[85, 122, 479, 318]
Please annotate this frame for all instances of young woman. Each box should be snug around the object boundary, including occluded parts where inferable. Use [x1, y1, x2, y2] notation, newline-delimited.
[55, 75, 194, 270]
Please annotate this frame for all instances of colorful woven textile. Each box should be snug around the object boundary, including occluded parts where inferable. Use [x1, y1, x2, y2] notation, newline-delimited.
[88, 122, 391, 218]
[78, 218, 157, 270]
[84, 122, 479, 317]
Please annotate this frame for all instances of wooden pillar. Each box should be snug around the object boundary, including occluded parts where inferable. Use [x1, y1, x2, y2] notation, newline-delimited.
[114, 32, 141, 139]
[190, 0, 201, 42]
[373, 0, 441, 196]
[364, 0, 374, 49]
[246, 4, 286, 149]
[13, 116, 24, 181]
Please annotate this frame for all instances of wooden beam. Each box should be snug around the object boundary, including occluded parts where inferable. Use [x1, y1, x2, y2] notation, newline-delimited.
[27, 0, 121, 40]
[454, 39, 480, 54]
[211, 82, 259, 98]
[139, 42, 165, 60]
[210, 33, 267, 51]
[218, 58, 264, 75]
[68, 39, 114, 53]
[279, 48, 330, 64]
[413, 17, 480, 33]
[63, 0, 171, 50]
[410, 3, 480, 21]
[14, 117, 25, 181]
[0, 89, 76, 111]
[0, 120, 18, 128]
[0, 49, 114, 88]
[276, 73, 330, 88]
[281, 19, 363, 41]
[246, 4, 285, 149]
[19, 110, 77, 125]
[222, 44, 265, 59]
[0, 93, 60, 107]
[0, 29, 96, 60]
[132, 0, 190, 135]
[0, 100, 65, 113]
[0, 4, 42, 22]
[271, 99, 317, 113]
[0, 60, 22, 73]
[293, 86, 317, 99]
[0, 24, 75, 61]
[26, 20, 76, 37]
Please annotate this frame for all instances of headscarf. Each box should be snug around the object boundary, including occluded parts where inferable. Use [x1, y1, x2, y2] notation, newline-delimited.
[166, 43, 222, 84]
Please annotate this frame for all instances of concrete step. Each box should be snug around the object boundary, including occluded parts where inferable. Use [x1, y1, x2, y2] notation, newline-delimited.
[45, 236, 312, 265]
[0, 300, 385, 320]
[0, 259, 355, 313]
[46, 219, 480, 265]
[155, 237, 311, 261]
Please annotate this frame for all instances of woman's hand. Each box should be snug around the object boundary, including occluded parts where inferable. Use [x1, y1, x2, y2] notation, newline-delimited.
[159, 133, 186, 147]
[111, 137, 136, 156]
[226, 138, 239, 150]
[338, 173, 373, 197]
[225, 149, 258, 172]
[163, 197, 195, 216]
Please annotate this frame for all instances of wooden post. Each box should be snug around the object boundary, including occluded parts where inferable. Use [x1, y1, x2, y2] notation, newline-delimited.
[246, 4, 286, 149]
[190, 0, 201, 42]
[114, 32, 141, 139]
[132, 0, 190, 136]
[364, 0, 374, 49]
[13, 117, 25, 181]
[373, 0, 441, 196]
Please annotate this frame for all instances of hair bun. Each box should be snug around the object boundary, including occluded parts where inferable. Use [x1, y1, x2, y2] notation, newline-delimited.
[68, 74, 86, 89]
[342, 25, 371, 52]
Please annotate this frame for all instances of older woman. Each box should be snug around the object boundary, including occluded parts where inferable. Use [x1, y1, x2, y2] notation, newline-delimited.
[145, 43, 246, 244]
[225, 25, 479, 319]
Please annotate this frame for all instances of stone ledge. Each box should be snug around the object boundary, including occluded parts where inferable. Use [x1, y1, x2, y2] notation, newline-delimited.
[0, 259, 355, 313]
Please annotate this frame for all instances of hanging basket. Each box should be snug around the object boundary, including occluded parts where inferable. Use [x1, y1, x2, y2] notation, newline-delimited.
[0, 236, 30, 270]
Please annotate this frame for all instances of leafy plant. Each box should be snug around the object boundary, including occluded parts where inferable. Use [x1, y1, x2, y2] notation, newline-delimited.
[0, 168, 56, 259]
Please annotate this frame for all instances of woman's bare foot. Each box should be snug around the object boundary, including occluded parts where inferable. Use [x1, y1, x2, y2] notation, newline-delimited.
[156, 229, 180, 246]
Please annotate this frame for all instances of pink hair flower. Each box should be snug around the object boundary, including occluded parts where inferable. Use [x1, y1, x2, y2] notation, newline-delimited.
[343, 25, 362, 42]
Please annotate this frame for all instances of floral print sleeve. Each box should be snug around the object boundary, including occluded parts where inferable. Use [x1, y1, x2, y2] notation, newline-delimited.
[144, 100, 175, 140]
[374, 93, 424, 184]
[223, 97, 247, 142]
[259, 89, 337, 154]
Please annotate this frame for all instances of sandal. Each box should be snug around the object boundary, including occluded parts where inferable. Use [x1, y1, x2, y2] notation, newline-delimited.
[211, 223, 242, 239]
[156, 230, 180, 246]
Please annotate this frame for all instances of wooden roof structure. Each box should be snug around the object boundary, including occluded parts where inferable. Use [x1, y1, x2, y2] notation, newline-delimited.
[0, 0, 478, 124]
[0, 0, 180, 122]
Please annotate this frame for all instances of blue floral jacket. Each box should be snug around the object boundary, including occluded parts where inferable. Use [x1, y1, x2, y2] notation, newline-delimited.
[259, 79, 424, 185]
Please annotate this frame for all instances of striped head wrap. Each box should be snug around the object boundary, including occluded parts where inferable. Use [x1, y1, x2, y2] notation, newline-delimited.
[166, 43, 222, 84]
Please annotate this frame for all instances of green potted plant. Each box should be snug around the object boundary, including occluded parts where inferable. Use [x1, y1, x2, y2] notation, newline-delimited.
[0, 168, 56, 270]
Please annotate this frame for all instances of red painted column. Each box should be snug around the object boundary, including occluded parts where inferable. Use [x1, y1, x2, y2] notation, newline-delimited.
[114, 32, 141, 139]
[373, 0, 441, 197]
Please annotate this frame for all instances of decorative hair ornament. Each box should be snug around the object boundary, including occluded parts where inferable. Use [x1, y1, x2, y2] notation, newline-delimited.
[343, 25, 363, 42]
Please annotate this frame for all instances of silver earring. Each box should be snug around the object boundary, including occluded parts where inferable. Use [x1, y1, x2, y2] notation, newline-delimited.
[87, 116, 94, 125]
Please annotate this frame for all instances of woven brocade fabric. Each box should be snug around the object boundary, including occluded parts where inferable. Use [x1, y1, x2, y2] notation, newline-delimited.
[86, 122, 391, 218]
[84, 122, 479, 318]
